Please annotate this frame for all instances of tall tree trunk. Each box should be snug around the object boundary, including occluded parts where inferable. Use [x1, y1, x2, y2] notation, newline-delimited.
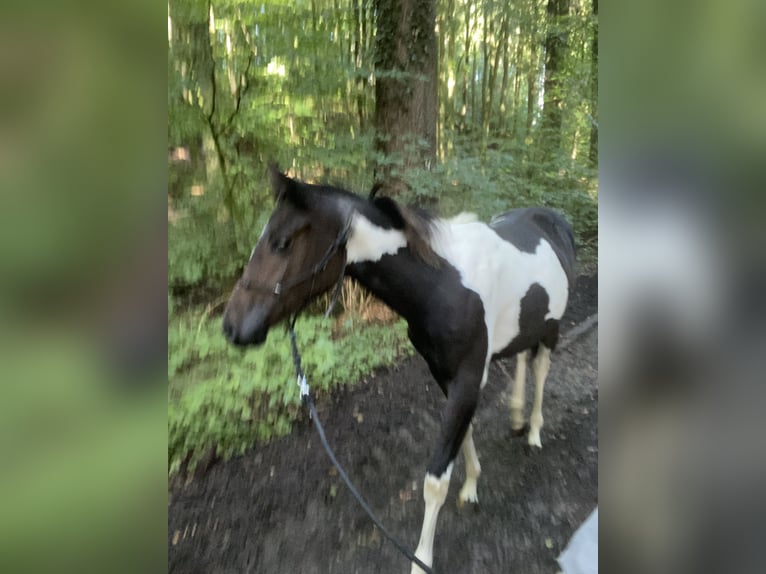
[588, 0, 598, 165]
[497, 14, 513, 135]
[459, 0, 473, 132]
[436, 0, 447, 160]
[510, 29, 523, 138]
[373, 0, 437, 195]
[480, 4, 490, 138]
[470, 51, 478, 128]
[202, 1, 238, 251]
[352, 0, 366, 130]
[540, 0, 570, 159]
[487, 9, 509, 138]
[525, 25, 538, 139]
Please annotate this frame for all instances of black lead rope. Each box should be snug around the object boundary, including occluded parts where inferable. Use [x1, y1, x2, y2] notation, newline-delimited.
[288, 316, 434, 574]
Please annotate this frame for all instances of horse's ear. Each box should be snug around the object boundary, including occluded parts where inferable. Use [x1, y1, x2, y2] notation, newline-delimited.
[267, 163, 309, 209]
[268, 163, 289, 201]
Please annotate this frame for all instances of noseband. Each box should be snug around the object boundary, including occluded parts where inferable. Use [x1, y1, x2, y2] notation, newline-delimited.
[238, 221, 351, 305]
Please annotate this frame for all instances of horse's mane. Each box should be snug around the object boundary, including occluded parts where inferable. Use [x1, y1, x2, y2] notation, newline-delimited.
[271, 169, 441, 267]
[369, 195, 441, 268]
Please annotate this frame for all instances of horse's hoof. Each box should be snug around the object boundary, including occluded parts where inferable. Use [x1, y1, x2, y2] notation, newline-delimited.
[511, 422, 530, 437]
[458, 486, 479, 507]
[527, 430, 542, 449]
[457, 497, 474, 510]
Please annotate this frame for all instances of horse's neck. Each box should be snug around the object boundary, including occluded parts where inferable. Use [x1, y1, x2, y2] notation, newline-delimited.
[345, 250, 441, 325]
[342, 204, 448, 326]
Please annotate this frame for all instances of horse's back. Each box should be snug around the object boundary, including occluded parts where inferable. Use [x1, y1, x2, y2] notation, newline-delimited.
[489, 207, 576, 288]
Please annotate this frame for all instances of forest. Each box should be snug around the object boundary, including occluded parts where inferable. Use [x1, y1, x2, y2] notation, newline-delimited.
[167, 0, 598, 473]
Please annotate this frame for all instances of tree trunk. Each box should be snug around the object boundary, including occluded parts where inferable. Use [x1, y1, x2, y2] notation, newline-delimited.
[373, 0, 437, 196]
[525, 27, 538, 138]
[487, 9, 509, 137]
[588, 0, 598, 165]
[459, 0, 474, 133]
[480, 5, 490, 137]
[497, 14, 513, 134]
[510, 29, 523, 138]
[470, 51, 478, 129]
[540, 0, 570, 159]
[352, 0, 366, 130]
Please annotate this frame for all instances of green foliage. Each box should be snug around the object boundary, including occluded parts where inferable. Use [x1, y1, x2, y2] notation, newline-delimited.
[400, 138, 597, 262]
[168, 310, 412, 475]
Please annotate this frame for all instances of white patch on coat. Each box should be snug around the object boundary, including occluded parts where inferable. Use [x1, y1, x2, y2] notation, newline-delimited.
[447, 212, 479, 224]
[345, 213, 407, 263]
[432, 219, 569, 366]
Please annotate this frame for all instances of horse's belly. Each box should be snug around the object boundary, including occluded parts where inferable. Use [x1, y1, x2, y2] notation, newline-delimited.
[466, 241, 568, 355]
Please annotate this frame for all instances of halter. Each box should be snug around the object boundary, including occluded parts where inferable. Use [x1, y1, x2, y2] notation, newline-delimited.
[238, 220, 351, 315]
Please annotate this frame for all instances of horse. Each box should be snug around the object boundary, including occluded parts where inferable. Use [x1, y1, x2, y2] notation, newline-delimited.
[222, 165, 576, 573]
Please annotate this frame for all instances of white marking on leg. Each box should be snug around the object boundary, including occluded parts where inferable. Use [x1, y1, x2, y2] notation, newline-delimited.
[458, 425, 481, 505]
[528, 346, 551, 448]
[480, 363, 489, 388]
[412, 464, 453, 574]
[346, 213, 407, 263]
[510, 351, 528, 431]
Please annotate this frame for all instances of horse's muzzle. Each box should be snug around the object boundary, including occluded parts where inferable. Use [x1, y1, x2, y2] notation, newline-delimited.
[223, 305, 270, 347]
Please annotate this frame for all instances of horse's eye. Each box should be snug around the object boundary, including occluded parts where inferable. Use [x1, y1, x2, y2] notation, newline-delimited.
[271, 236, 292, 254]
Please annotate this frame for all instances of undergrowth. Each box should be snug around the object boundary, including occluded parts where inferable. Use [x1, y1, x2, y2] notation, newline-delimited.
[168, 310, 413, 476]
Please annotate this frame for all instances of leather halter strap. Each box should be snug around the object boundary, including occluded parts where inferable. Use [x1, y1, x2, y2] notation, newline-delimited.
[238, 220, 351, 298]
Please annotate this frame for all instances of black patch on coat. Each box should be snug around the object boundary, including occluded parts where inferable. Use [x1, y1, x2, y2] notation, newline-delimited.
[490, 207, 577, 289]
[347, 250, 488, 477]
[494, 283, 560, 358]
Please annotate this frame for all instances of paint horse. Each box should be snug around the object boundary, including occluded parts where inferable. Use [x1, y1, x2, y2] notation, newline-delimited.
[222, 166, 576, 573]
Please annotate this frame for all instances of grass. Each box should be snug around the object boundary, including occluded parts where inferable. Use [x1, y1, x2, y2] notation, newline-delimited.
[168, 307, 413, 476]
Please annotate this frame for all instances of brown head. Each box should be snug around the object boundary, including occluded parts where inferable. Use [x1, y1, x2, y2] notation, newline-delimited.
[222, 166, 350, 347]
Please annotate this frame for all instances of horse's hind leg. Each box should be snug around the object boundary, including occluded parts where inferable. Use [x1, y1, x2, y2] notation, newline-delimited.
[528, 344, 551, 448]
[509, 351, 528, 432]
[458, 423, 481, 505]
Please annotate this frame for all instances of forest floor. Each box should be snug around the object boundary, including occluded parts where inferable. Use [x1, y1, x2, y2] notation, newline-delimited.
[169, 274, 598, 574]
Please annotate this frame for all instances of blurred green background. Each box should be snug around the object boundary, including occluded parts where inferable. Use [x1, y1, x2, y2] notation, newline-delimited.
[1, 0, 762, 570]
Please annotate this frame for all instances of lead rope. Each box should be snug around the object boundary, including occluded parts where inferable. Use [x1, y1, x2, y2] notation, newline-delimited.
[288, 315, 434, 574]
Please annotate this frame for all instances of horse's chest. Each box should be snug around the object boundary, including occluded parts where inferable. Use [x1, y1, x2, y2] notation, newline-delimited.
[406, 286, 488, 385]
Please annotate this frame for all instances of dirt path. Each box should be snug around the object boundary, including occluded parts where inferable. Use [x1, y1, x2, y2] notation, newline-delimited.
[169, 275, 597, 574]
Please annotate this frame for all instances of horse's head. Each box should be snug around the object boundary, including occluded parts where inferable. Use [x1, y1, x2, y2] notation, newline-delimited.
[222, 166, 349, 347]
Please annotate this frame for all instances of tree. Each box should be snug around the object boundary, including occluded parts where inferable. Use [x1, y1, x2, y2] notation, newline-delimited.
[373, 0, 438, 195]
[540, 0, 570, 159]
[588, 0, 598, 165]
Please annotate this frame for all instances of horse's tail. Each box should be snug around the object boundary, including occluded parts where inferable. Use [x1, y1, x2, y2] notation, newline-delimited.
[553, 213, 577, 292]
[529, 208, 577, 290]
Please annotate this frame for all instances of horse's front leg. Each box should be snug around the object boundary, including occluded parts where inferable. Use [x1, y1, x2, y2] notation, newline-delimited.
[412, 372, 481, 574]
